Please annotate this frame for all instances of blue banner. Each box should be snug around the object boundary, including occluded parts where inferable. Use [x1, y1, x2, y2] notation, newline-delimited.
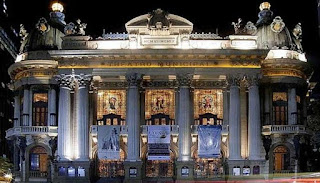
[198, 125, 222, 158]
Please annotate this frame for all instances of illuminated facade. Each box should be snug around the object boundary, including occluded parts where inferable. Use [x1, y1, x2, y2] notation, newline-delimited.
[6, 2, 313, 183]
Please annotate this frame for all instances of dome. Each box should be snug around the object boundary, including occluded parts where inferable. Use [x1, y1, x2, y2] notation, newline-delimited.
[19, 14, 65, 53]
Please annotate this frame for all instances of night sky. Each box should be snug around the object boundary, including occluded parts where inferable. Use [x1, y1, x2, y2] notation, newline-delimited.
[6, 0, 320, 83]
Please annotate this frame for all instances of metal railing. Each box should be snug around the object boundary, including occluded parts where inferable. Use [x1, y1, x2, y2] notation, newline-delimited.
[29, 171, 48, 178]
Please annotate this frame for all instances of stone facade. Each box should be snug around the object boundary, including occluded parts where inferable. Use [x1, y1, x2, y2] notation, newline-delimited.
[6, 3, 314, 183]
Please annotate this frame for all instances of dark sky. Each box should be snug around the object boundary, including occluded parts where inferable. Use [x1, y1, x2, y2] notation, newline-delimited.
[6, 0, 320, 82]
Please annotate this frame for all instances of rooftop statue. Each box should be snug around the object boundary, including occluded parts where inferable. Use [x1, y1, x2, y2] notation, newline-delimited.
[256, 2, 273, 27]
[64, 19, 87, 36]
[147, 8, 171, 30]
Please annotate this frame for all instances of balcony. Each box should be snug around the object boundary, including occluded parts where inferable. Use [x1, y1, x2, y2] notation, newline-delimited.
[6, 126, 58, 139]
[262, 125, 306, 135]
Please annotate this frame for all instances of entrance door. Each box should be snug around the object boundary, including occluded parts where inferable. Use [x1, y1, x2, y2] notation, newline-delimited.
[273, 146, 289, 172]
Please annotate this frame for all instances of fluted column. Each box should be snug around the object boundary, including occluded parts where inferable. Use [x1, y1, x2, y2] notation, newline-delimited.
[288, 88, 297, 125]
[22, 87, 30, 126]
[48, 87, 57, 126]
[177, 74, 193, 161]
[247, 76, 262, 160]
[76, 74, 92, 160]
[228, 76, 241, 160]
[14, 93, 20, 127]
[55, 75, 73, 160]
[126, 73, 142, 161]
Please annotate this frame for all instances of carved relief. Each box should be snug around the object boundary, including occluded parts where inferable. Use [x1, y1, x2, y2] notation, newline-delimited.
[270, 16, 285, 33]
[36, 17, 50, 34]
[243, 74, 261, 87]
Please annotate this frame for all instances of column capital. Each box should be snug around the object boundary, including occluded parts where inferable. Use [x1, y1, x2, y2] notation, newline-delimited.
[126, 73, 143, 87]
[55, 73, 92, 89]
[176, 74, 193, 87]
[243, 74, 261, 88]
[226, 74, 243, 87]
[75, 74, 92, 88]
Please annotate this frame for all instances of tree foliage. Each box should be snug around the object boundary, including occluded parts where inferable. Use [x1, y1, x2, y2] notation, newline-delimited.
[0, 157, 13, 175]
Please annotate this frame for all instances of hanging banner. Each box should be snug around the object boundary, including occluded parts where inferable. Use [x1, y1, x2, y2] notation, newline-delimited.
[98, 125, 120, 160]
[148, 125, 171, 160]
[198, 125, 222, 158]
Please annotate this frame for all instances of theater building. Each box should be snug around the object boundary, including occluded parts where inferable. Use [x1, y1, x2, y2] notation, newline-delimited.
[6, 2, 313, 182]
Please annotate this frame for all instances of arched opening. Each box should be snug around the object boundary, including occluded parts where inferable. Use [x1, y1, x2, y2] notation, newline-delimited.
[29, 146, 48, 178]
[273, 145, 290, 173]
[193, 150, 224, 178]
[145, 149, 175, 178]
[97, 148, 126, 178]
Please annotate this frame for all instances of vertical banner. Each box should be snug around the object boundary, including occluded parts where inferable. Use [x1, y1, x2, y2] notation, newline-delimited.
[148, 125, 171, 160]
[98, 125, 120, 160]
[198, 125, 222, 158]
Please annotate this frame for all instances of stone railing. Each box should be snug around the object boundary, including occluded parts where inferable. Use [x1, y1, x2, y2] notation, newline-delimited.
[262, 125, 306, 135]
[29, 171, 48, 178]
[6, 126, 58, 138]
[272, 170, 292, 174]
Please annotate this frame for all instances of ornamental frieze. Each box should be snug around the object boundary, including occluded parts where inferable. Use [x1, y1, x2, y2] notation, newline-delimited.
[14, 69, 57, 80]
[58, 60, 261, 69]
[262, 69, 306, 79]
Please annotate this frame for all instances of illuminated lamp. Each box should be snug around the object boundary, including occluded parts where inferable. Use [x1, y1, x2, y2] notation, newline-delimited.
[52, 2, 64, 12]
[259, 2, 271, 11]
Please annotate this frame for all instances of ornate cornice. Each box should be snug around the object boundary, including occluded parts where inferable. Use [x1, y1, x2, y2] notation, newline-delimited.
[126, 73, 143, 87]
[9, 60, 58, 80]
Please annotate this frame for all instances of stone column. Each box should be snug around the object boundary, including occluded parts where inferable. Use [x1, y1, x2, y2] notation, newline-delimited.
[55, 75, 73, 160]
[223, 89, 229, 125]
[177, 74, 192, 161]
[22, 87, 30, 126]
[75, 74, 92, 160]
[124, 73, 143, 182]
[228, 76, 241, 160]
[14, 93, 20, 127]
[247, 77, 262, 160]
[48, 87, 57, 126]
[288, 88, 297, 125]
[176, 74, 194, 180]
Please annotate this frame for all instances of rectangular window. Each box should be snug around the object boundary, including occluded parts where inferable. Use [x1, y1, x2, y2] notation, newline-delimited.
[32, 92, 48, 126]
[272, 92, 288, 125]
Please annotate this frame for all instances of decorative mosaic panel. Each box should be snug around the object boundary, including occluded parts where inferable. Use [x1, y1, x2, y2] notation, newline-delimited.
[273, 92, 287, 102]
[194, 89, 223, 119]
[97, 90, 126, 120]
[145, 89, 175, 119]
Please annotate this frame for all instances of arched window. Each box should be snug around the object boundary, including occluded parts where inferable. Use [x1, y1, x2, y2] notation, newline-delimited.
[273, 145, 290, 172]
[29, 146, 48, 177]
[32, 92, 48, 126]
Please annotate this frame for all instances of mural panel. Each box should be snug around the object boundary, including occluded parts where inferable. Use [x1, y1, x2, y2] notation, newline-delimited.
[194, 89, 223, 119]
[97, 90, 126, 120]
[145, 89, 175, 119]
